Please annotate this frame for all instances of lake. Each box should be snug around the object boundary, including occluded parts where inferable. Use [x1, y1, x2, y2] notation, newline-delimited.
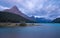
[0, 23, 60, 38]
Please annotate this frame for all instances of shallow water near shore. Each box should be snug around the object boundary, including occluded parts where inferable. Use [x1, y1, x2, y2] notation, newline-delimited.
[0, 23, 60, 38]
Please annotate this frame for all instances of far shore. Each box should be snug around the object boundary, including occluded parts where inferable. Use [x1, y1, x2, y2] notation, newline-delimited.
[0, 23, 41, 27]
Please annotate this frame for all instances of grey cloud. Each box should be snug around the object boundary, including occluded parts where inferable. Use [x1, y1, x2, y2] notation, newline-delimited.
[0, 0, 60, 19]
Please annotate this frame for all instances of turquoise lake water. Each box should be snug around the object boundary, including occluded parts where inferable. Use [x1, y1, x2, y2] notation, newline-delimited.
[0, 23, 60, 38]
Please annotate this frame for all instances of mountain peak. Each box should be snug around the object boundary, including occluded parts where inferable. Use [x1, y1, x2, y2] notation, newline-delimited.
[3, 5, 19, 12]
[11, 6, 18, 9]
[10, 5, 19, 11]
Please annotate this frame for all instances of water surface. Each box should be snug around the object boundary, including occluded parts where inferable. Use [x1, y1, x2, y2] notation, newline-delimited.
[0, 23, 60, 38]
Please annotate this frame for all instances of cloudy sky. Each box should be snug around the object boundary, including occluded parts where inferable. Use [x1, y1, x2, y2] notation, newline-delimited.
[0, 0, 60, 19]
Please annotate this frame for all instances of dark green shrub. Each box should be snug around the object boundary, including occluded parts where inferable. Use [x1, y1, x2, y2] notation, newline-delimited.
[19, 23, 27, 26]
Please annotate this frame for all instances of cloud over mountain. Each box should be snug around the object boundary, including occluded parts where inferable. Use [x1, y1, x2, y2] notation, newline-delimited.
[0, 5, 9, 11]
[0, 0, 60, 19]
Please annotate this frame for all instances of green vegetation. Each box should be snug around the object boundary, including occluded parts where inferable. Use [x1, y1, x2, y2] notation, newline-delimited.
[19, 21, 27, 26]
[0, 11, 36, 23]
[19, 23, 27, 26]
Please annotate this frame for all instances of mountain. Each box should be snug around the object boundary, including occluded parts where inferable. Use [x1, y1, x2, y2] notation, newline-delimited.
[0, 6, 36, 23]
[35, 18, 51, 23]
[3, 6, 34, 21]
[30, 16, 52, 23]
[52, 18, 60, 23]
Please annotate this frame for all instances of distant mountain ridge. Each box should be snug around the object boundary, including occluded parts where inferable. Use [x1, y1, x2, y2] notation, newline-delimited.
[34, 18, 51, 23]
[52, 18, 60, 23]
